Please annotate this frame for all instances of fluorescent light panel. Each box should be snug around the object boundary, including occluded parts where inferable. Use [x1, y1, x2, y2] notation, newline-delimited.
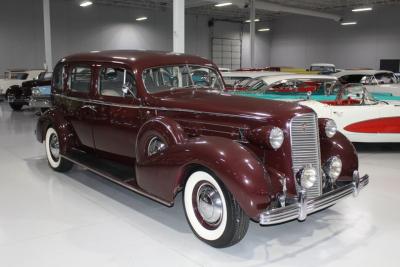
[258, 28, 270, 32]
[341, 21, 357, 25]
[352, 7, 372, 12]
[245, 18, 260, 23]
[136, 16, 148, 21]
[80, 1, 93, 7]
[215, 2, 232, 7]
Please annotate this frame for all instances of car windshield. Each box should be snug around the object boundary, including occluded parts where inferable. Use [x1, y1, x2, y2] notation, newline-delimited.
[334, 83, 378, 104]
[250, 78, 336, 94]
[374, 72, 398, 84]
[142, 65, 224, 93]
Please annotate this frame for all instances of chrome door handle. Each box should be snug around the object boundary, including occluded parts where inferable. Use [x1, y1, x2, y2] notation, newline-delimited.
[82, 104, 97, 112]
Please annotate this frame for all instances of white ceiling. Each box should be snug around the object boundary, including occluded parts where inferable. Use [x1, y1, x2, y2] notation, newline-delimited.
[65, 0, 400, 22]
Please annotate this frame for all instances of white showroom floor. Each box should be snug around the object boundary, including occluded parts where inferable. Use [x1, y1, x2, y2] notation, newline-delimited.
[0, 101, 399, 267]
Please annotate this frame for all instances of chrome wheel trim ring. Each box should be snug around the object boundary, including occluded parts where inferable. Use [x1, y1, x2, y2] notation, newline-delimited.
[49, 133, 60, 160]
[195, 182, 223, 228]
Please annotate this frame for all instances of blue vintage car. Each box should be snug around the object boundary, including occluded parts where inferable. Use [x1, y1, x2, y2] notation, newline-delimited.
[30, 84, 52, 111]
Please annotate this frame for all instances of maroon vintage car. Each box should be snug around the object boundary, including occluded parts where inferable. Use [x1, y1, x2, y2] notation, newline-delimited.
[36, 50, 369, 248]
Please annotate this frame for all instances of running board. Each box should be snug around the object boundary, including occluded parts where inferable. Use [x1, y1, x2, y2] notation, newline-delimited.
[62, 153, 173, 207]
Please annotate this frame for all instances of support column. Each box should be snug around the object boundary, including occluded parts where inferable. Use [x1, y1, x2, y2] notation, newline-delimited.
[173, 0, 185, 53]
[43, 0, 53, 71]
[249, 0, 256, 68]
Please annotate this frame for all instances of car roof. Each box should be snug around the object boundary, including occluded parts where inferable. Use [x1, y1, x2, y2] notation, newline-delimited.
[333, 69, 393, 77]
[310, 63, 335, 67]
[258, 74, 337, 84]
[61, 50, 216, 70]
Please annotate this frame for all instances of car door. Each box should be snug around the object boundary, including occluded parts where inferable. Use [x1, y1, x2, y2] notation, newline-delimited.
[91, 64, 142, 159]
[64, 64, 96, 149]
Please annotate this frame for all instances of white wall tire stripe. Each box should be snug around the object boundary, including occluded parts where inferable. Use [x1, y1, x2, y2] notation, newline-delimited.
[184, 171, 228, 241]
[45, 128, 61, 169]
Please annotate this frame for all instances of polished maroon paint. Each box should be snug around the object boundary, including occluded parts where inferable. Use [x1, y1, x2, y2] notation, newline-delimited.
[36, 50, 359, 220]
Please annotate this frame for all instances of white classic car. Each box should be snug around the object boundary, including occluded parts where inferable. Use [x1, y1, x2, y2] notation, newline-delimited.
[0, 69, 44, 99]
[309, 63, 337, 74]
[300, 84, 400, 143]
[221, 71, 292, 89]
[333, 70, 400, 96]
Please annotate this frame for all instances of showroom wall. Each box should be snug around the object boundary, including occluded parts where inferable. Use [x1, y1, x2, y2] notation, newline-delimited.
[269, 5, 400, 69]
[0, 0, 270, 74]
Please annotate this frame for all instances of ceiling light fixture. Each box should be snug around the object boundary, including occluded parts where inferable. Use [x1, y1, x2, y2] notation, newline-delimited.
[245, 18, 260, 23]
[79, 1, 93, 7]
[352, 7, 373, 12]
[258, 28, 270, 32]
[215, 2, 232, 7]
[136, 16, 148, 21]
[341, 21, 357, 25]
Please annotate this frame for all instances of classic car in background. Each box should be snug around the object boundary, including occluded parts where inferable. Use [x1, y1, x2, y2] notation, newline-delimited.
[231, 74, 400, 103]
[221, 71, 292, 90]
[30, 84, 52, 111]
[6, 72, 52, 111]
[236, 66, 319, 74]
[334, 70, 400, 96]
[309, 63, 337, 74]
[234, 79, 400, 143]
[0, 69, 44, 100]
[229, 74, 337, 96]
[36, 50, 368, 247]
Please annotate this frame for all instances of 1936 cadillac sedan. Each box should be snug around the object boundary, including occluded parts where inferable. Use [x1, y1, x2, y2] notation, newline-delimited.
[36, 50, 369, 248]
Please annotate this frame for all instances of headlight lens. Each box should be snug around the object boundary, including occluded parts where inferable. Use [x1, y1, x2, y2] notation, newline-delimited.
[32, 88, 40, 96]
[324, 156, 342, 181]
[269, 127, 284, 150]
[299, 165, 317, 189]
[325, 119, 337, 138]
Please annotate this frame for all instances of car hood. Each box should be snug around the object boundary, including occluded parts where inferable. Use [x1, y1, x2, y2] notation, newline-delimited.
[149, 89, 313, 121]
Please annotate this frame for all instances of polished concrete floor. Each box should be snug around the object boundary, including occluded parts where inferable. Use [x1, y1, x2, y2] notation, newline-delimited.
[0, 101, 399, 267]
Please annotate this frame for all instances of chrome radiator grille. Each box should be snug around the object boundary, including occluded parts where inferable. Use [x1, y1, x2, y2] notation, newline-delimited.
[290, 113, 322, 198]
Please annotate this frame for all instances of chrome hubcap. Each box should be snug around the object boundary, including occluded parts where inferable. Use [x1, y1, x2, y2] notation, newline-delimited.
[196, 183, 223, 226]
[49, 133, 60, 160]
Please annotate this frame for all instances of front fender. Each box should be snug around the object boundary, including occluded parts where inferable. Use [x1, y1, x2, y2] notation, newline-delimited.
[319, 119, 358, 181]
[135, 116, 272, 219]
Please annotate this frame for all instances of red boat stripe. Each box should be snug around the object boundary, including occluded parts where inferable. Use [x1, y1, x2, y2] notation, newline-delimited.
[344, 117, 400, 133]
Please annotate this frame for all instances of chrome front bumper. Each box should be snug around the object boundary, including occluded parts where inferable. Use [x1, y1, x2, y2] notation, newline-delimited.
[29, 97, 51, 108]
[259, 171, 369, 225]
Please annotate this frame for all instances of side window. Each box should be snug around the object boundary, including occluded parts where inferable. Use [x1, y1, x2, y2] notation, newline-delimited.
[99, 67, 136, 97]
[53, 65, 64, 93]
[69, 66, 92, 93]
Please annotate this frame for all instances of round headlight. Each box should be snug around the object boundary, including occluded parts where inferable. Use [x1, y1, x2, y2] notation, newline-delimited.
[325, 119, 337, 138]
[269, 127, 284, 150]
[324, 156, 342, 181]
[299, 165, 317, 189]
[32, 87, 40, 97]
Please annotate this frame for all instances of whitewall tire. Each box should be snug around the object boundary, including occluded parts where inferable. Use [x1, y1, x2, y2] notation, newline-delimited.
[183, 170, 249, 248]
[45, 127, 73, 172]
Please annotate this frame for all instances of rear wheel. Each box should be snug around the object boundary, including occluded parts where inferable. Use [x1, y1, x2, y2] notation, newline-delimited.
[9, 103, 23, 111]
[183, 170, 249, 248]
[45, 127, 73, 172]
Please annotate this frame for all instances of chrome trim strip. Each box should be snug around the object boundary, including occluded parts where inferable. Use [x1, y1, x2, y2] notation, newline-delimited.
[61, 154, 174, 207]
[259, 171, 369, 225]
[53, 94, 266, 120]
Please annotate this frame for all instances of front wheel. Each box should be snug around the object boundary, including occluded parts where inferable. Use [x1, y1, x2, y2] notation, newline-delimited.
[9, 103, 23, 111]
[45, 127, 73, 172]
[183, 170, 249, 248]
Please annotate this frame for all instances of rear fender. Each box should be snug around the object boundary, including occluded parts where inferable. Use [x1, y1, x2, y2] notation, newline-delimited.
[36, 108, 78, 155]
